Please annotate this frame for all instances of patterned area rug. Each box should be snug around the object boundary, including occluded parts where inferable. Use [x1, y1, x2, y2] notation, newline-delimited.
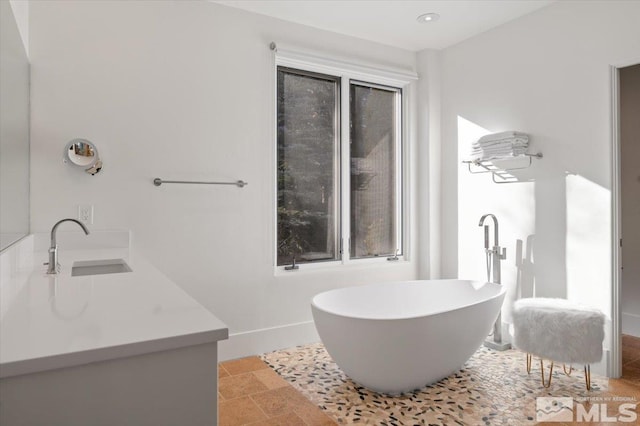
[261, 343, 610, 425]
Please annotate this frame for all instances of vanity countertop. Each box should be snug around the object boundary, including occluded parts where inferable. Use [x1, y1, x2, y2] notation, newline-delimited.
[0, 244, 228, 379]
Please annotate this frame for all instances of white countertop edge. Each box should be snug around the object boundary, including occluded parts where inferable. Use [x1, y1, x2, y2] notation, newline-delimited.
[0, 327, 228, 379]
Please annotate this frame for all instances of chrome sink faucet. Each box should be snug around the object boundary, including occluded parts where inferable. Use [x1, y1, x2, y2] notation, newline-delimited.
[46, 218, 90, 274]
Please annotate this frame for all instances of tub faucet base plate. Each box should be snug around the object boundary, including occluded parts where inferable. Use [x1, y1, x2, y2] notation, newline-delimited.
[484, 340, 512, 351]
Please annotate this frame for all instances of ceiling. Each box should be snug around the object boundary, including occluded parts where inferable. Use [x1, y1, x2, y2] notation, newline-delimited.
[213, 0, 555, 51]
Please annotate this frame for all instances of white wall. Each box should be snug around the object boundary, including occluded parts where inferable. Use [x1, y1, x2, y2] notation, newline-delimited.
[1, 0, 30, 250]
[438, 0, 640, 353]
[620, 64, 640, 337]
[9, 0, 28, 57]
[28, 1, 420, 358]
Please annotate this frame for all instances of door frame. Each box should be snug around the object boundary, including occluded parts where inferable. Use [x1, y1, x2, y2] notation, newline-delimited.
[611, 64, 621, 379]
[610, 59, 640, 378]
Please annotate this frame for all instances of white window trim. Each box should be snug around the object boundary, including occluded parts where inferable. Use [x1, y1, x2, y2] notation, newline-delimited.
[273, 47, 416, 273]
[275, 47, 417, 87]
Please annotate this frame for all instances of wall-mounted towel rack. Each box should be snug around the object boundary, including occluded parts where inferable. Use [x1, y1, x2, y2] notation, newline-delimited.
[153, 178, 248, 188]
[462, 153, 542, 184]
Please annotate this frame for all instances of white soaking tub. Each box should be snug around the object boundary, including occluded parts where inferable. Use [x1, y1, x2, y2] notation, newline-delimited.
[311, 279, 506, 394]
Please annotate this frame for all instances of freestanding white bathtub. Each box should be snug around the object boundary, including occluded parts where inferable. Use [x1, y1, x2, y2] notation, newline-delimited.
[311, 279, 506, 394]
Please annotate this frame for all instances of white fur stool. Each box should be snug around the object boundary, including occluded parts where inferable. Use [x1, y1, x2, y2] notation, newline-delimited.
[513, 298, 605, 390]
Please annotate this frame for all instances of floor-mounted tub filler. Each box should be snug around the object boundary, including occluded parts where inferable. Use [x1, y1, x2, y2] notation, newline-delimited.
[478, 213, 511, 351]
[311, 279, 505, 394]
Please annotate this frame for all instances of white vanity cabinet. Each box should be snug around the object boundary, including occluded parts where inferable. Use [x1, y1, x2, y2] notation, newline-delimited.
[0, 235, 228, 425]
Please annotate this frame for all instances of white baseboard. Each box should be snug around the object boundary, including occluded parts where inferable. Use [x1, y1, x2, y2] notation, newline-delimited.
[622, 312, 640, 337]
[218, 319, 613, 379]
[592, 349, 609, 377]
[218, 321, 320, 362]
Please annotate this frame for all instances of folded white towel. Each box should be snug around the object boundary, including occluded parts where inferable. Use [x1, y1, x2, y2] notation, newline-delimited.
[477, 131, 528, 144]
[470, 147, 527, 161]
[472, 138, 528, 148]
[468, 131, 530, 162]
[471, 148, 527, 157]
[472, 145, 519, 152]
[471, 146, 526, 155]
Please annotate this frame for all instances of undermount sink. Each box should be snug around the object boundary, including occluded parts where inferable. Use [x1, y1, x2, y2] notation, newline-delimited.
[71, 258, 132, 277]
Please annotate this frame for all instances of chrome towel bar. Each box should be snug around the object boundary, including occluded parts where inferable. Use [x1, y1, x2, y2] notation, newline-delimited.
[153, 178, 247, 188]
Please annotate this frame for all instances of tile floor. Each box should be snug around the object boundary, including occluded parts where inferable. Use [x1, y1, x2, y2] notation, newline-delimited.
[220, 337, 640, 425]
[218, 356, 336, 425]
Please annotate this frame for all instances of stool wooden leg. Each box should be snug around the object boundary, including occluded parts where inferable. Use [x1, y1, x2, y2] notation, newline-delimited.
[563, 364, 573, 376]
[540, 359, 554, 388]
[584, 365, 591, 390]
[526, 353, 532, 374]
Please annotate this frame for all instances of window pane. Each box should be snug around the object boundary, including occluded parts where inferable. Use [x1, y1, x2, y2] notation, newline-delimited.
[277, 68, 339, 266]
[350, 83, 399, 258]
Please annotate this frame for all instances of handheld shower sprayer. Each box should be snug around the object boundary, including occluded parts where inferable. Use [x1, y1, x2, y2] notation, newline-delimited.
[478, 214, 506, 283]
[483, 225, 491, 281]
[484, 225, 489, 249]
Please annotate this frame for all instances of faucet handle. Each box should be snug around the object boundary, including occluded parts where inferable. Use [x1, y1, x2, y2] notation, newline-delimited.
[500, 247, 507, 260]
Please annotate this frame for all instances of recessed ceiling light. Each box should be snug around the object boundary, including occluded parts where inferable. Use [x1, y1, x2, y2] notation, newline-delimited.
[417, 13, 440, 23]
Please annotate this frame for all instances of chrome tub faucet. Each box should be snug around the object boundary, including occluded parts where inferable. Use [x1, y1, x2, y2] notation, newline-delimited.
[478, 213, 510, 351]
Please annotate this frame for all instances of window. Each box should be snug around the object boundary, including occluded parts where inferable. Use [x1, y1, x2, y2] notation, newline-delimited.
[276, 64, 404, 267]
[277, 68, 340, 265]
[349, 82, 401, 259]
